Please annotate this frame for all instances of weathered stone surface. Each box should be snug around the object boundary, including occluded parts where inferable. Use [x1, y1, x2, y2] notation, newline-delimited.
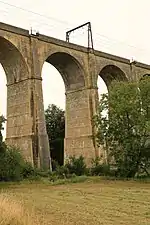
[0, 22, 150, 168]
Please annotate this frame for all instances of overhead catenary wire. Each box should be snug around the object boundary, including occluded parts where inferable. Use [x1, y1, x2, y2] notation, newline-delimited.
[0, 0, 75, 27]
[94, 32, 150, 53]
[0, 0, 150, 63]
[0, 1, 146, 49]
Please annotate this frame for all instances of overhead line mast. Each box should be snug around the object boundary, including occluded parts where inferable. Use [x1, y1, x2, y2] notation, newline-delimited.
[66, 22, 94, 50]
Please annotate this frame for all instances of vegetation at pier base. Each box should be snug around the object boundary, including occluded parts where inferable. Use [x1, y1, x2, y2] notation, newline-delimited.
[1, 78, 150, 182]
[0, 115, 36, 182]
[94, 77, 150, 178]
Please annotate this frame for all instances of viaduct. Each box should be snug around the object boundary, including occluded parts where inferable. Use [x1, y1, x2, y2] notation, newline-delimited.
[0, 22, 150, 168]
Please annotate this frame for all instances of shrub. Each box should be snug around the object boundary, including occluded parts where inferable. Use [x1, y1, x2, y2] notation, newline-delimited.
[0, 146, 36, 181]
[51, 159, 59, 171]
[91, 163, 111, 176]
[22, 161, 36, 178]
[91, 157, 111, 176]
[35, 169, 50, 178]
[65, 156, 87, 176]
[55, 165, 69, 179]
[0, 147, 25, 181]
[49, 171, 59, 182]
[70, 175, 87, 183]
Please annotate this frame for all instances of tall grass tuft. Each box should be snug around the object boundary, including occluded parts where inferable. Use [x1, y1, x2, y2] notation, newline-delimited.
[0, 193, 41, 225]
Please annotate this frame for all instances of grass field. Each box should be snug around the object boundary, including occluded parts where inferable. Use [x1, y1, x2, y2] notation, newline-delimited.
[0, 177, 150, 225]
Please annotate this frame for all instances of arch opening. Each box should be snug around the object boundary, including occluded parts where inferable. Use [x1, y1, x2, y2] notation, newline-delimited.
[99, 65, 127, 89]
[97, 65, 128, 110]
[42, 62, 65, 167]
[97, 65, 127, 162]
[42, 52, 85, 167]
[46, 52, 85, 91]
[97, 76, 108, 99]
[0, 36, 29, 154]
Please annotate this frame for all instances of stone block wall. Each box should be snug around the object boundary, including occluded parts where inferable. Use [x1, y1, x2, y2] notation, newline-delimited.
[6, 80, 33, 162]
[65, 88, 96, 164]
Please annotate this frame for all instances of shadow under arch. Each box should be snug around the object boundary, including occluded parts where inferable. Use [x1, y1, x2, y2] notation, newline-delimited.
[99, 64, 128, 89]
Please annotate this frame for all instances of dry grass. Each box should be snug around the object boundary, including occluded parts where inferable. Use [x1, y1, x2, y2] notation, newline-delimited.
[0, 193, 41, 225]
[0, 178, 150, 225]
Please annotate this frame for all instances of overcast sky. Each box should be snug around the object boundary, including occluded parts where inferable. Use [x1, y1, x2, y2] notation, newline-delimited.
[0, 0, 150, 136]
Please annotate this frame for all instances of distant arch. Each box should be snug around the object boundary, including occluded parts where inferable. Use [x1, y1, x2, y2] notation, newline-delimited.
[99, 64, 128, 88]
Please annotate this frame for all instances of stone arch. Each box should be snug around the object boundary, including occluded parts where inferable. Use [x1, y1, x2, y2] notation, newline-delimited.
[0, 36, 29, 85]
[43, 51, 85, 91]
[0, 36, 31, 160]
[99, 64, 128, 88]
[40, 51, 90, 165]
[95, 65, 128, 163]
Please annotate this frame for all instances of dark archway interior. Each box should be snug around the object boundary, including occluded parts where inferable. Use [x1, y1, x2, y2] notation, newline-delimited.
[50, 138, 64, 167]
[99, 65, 127, 89]
[43, 52, 85, 166]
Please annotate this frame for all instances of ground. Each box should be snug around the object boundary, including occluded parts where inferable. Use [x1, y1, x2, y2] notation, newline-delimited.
[0, 178, 150, 225]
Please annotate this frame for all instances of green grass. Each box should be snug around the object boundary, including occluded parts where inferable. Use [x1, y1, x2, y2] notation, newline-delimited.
[0, 177, 150, 225]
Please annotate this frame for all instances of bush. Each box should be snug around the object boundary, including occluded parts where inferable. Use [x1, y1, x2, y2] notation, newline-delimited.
[90, 157, 112, 176]
[22, 161, 36, 178]
[49, 171, 59, 182]
[55, 165, 69, 179]
[0, 146, 36, 182]
[0, 147, 25, 181]
[65, 156, 87, 176]
[49, 156, 87, 180]
[35, 169, 50, 178]
[91, 164, 111, 176]
[51, 159, 59, 171]
[69, 175, 87, 183]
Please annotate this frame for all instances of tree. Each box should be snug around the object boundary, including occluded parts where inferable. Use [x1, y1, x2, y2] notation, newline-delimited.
[94, 78, 150, 178]
[45, 104, 65, 141]
[45, 104, 65, 166]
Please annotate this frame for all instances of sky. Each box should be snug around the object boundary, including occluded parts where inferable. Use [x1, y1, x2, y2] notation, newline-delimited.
[0, 0, 150, 136]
